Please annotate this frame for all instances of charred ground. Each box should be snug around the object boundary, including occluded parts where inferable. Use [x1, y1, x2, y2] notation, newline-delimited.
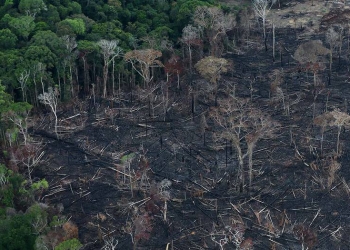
[29, 2, 350, 250]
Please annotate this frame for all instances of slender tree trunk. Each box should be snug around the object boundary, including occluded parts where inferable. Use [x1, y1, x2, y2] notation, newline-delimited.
[337, 126, 341, 155]
[33, 77, 38, 107]
[103, 61, 109, 98]
[247, 143, 256, 189]
[272, 23, 275, 61]
[329, 50, 333, 85]
[82, 56, 88, 95]
[69, 65, 73, 98]
[57, 68, 62, 101]
[75, 66, 79, 96]
[234, 143, 245, 191]
[188, 44, 192, 75]
[112, 58, 115, 96]
[118, 73, 121, 96]
[320, 126, 325, 156]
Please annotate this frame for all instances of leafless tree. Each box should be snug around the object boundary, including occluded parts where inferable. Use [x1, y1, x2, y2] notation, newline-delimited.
[97, 39, 123, 97]
[38, 87, 59, 138]
[252, 0, 274, 40]
[101, 236, 119, 250]
[294, 40, 329, 86]
[164, 54, 183, 88]
[180, 24, 201, 74]
[314, 109, 350, 155]
[61, 35, 78, 98]
[124, 49, 163, 87]
[193, 6, 235, 57]
[195, 56, 230, 104]
[17, 70, 30, 102]
[210, 97, 279, 189]
[3, 103, 32, 145]
[12, 143, 45, 184]
[326, 26, 343, 84]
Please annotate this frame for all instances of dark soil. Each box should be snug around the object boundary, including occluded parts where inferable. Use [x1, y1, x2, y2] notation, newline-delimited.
[32, 23, 350, 250]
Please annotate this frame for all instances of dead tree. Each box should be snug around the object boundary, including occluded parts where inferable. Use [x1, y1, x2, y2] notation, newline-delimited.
[314, 109, 350, 156]
[61, 35, 78, 98]
[180, 24, 201, 75]
[97, 39, 123, 97]
[194, 56, 230, 105]
[17, 70, 30, 102]
[38, 87, 59, 139]
[164, 54, 183, 88]
[193, 6, 235, 57]
[252, 0, 274, 50]
[2, 102, 32, 145]
[326, 26, 342, 85]
[210, 97, 279, 190]
[124, 49, 163, 88]
[12, 143, 44, 184]
[294, 40, 330, 86]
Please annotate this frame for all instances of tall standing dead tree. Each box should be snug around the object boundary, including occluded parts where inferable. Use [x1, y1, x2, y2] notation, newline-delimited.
[195, 56, 230, 104]
[61, 35, 78, 98]
[252, 0, 274, 50]
[193, 6, 235, 57]
[124, 49, 163, 87]
[326, 26, 343, 85]
[38, 87, 59, 139]
[97, 39, 123, 97]
[314, 109, 350, 155]
[210, 97, 279, 190]
[180, 24, 201, 75]
[294, 40, 330, 86]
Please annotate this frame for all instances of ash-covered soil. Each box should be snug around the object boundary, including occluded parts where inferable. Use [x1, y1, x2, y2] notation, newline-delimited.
[32, 11, 350, 250]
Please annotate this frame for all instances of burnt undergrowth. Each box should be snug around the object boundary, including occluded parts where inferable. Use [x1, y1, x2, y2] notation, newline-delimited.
[29, 25, 350, 250]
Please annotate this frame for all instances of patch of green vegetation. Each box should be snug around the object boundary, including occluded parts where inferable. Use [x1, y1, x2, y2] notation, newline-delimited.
[55, 238, 83, 250]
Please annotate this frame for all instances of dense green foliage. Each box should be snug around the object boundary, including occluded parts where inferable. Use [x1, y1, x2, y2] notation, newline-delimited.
[0, 0, 220, 103]
[55, 238, 83, 250]
[0, 213, 37, 250]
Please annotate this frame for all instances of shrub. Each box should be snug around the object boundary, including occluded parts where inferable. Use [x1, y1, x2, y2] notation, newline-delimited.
[55, 238, 82, 250]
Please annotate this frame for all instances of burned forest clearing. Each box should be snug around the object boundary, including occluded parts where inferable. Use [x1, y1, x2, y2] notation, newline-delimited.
[2, 0, 350, 249]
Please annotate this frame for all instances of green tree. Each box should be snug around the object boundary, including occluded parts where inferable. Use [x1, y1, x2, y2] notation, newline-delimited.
[77, 40, 98, 93]
[0, 50, 21, 90]
[55, 239, 82, 250]
[18, 0, 47, 17]
[0, 214, 36, 250]
[57, 18, 85, 36]
[0, 81, 12, 114]
[41, 4, 61, 29]
[171, 0, 213, 27]
[0, 28, 17, 49]
[30, 30, 64, 53]
[24, 45, 57, 68]
[8, 15, 35, 40]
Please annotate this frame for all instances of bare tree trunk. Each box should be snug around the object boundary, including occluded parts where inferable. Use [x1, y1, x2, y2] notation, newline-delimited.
[57, 68, 62, 101]
[118, 73, 121, 96]
[337, 126, 341, 155]
[188, 44, 192, 75]
[75, 66, 79, 96]
[320, 126, 325, 156]
[234, 143, 245, 191]
[272, 23, 275, 61]
[247, 143, 255, 189]
[69, 65, 74, 98]
[82, 56, 88, 95]
[329, 50, 333, 85]
[103, 62, 108, 98]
